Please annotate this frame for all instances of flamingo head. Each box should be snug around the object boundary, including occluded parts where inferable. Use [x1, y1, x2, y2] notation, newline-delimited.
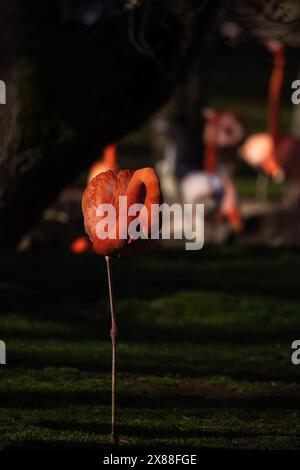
[224, 206, 244, 233]
[70, 236, 90, 254]
[265, 40, 284, 55]
[82, 168, 162, 257]
[219, 179, 244, 233]
[203, 109, 246, 149]
[217, 112, 247, 148]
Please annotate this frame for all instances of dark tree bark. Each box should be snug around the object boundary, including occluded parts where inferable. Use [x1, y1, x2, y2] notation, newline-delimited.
[0, 0, 218, 248]
[173, 56, 207, 175]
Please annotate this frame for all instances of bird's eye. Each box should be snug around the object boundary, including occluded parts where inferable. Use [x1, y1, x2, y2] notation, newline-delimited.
[224, 127, 233, 135]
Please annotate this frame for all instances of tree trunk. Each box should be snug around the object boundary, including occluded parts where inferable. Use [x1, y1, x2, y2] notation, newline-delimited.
[0, 0, 218, 247]
[173, 55, 207, 175]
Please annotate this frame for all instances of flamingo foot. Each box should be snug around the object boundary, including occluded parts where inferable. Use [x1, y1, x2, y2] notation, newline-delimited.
[109, 432, 120, 445]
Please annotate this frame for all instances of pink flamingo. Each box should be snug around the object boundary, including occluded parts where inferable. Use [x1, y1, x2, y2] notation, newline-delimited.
[203, 108, 246, 176]
[82, 168, 162, 444]
[240, 41, 300, 182]
[180, 108, 244, 233]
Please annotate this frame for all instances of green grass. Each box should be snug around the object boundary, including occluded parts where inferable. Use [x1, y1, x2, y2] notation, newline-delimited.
[235, 175, 284, 200]
[1, 247, 300, 450]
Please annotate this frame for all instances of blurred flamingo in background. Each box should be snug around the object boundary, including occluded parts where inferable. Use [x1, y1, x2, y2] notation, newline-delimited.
[203, 108, 246, 176]
[88, 144, 119, 183]
[203, 108, 219, 173]
[70, 235, 91, 254]
[265, 41, 300, 182]
[180, 172, 243, 233]
[240, 41, 300, 185]
[71, 145, 119, 254]
[155, 107, 246, 205]
[219, 178, 244, 232]
[181, 105, 244, 233]
[82, 168, 162, 444]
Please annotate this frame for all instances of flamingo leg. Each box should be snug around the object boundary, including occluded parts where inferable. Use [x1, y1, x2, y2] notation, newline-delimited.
[256, 171, 269, 202]
[105, 256, 119, 445]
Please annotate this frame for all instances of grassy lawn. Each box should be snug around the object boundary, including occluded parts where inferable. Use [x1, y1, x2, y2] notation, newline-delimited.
[1, 247, 300, 450]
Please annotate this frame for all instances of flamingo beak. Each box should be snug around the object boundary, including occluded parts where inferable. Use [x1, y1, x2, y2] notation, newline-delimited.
[227, 208, 244, 233]
[262, 157, 284, 183]
[238, 144, 248, 163]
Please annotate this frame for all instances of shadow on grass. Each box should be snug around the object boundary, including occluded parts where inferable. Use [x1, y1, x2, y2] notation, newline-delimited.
[2, 441, 226, 452]
[1, 389, 300, 411]
[36, 420, 298, 440]
[3, 325, 300, 345]
[2, 247, 300, 307]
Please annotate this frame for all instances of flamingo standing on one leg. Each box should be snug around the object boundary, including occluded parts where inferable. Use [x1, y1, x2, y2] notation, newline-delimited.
[82, 168, 162, 444]
[240, 41, 300, 184]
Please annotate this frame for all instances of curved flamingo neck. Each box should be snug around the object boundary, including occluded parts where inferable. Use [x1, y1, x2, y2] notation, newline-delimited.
[268, 45, 285, 143]
[204, 112, 219, 173]
[126, 168, 161, 208]
[125, 168, 162, 237]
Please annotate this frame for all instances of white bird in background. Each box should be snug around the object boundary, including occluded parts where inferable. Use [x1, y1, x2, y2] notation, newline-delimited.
[180, 172, 243, 233]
